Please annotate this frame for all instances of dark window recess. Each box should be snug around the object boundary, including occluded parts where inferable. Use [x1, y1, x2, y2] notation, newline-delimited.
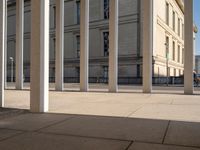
[137, 64, 140, 77]
[76, 35, 80, 58]
[104, 0, 109, 19]
[103, 32, 109, 56]
[76, 0, 80, 24]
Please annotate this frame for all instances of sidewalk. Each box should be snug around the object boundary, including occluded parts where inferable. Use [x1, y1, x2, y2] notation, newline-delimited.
[0, 85, 200, 149]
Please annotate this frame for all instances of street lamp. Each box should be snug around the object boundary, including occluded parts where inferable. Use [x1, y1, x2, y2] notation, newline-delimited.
[9, 57, 14, 83]
[165, 42, 169, 86]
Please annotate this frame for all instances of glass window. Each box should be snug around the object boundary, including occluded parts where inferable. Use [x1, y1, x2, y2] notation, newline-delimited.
[165, 36, 169, 59]
[182, 48, 184, 64]
[76, 67, 80, 77]
[104, 0, 109, 19]
[178, 18, 180, 36]
[53, 6, 56, 28]
[137, 65, 140, 77]
[103, 66, 108, 83]
[166, 3, 169, 25]
[173, 11, 175, 31]
[76, 0, 80, 24]
[178, 45, 180, 63]
[76, 35, 80, 58]
[174, 68, 176, 76]
[173, 41, 175, 61]
[182, 23, 184, 40]
[103, 32, 109, 56]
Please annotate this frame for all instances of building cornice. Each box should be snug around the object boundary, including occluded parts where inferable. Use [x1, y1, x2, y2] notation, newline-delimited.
[175, 0, 184, 13]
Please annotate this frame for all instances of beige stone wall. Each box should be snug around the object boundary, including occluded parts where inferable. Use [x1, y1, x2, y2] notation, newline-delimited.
[153, 0, 184, 77]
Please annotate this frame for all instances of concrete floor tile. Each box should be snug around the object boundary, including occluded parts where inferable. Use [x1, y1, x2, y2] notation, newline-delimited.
[0, 132, 130, 150]
[0, 108, 27, 120]
[5, 90, 30, 110]
[4, 87, 200, 122]
[0, 113, 73, 131]
[128, 142, 200, 150]
[50, 103, 143, 117]
[164, 121, 200, 148]
[0, 129, 22, 141]
[130, 104, 200, 122]
[41, 116, 168, 143]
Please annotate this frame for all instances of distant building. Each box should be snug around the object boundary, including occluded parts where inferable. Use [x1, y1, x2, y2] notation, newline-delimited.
[195, 55, 200, 74]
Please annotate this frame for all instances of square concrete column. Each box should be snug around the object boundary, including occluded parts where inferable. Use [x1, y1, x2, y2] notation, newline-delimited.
[15, 0, 24, 90]
[184, 0, 194, 94]
[4, 0, 7, 89]
[0, 0, 6, 107]
[55, 0, 64, 91]
[141, 0, 153, 93]
[109, 0, 118, 92]
[30, 0, 50, 112]
[80, 0, 89, 92]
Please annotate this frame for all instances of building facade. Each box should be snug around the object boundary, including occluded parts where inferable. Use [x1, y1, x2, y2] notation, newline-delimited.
[6, 0, 184, 84]
[195, 55, 200, 74]
[0, 0, 195, 111]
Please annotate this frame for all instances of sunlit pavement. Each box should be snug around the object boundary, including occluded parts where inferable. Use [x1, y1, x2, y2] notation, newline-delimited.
[0, 83, 200, 150]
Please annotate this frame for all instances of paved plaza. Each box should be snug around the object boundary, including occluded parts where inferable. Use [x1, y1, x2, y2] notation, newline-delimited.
[0, 84, 200, 149]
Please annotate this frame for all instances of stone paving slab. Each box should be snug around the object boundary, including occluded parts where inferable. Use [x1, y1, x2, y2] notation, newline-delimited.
[0, 129, 22, 141]
[4, 89, 200, 122]
[130, 104, 200, 122]
[0, 108, 27, 120]
[164, 121, 200, 148]
[128, 142, 200, 150]
[0, 132, 131, 150]
[41, 115, 169, 143]
[50, 103, 143, 117]
[0, 113, 73, 131]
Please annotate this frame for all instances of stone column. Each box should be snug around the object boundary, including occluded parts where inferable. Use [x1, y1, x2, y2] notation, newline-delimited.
[30, 0, 50, 112]
[4, 0, 7, 89]
[109, 0, 118, 92]
[184, 0, 194, 94]
[16, 0, 24, 90]
[80, 0, 89, 92]
[0, 0, 5, 107]
[141, 0, 153, 93]
[193, 32, 196, 70]
[55, 0, 64, 91]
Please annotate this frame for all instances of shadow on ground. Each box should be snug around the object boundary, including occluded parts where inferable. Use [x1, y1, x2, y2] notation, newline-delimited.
[0, 108, 200, 150]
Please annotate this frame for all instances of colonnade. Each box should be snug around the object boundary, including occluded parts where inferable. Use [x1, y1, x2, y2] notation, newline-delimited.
[0, 0, 194, 112]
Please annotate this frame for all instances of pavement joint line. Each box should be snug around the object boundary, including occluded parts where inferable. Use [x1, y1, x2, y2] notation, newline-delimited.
[36, 131, 134, 143]
[162, 120, 171, 144]
[0, 130, 27, 143]
[163, 143, 200, 149]
[125, 141, 134, 150]
[126, 99, 153, 118]
[135, 141, 200, 149]
[0, 127, 26, 132]
[133, 140, 164, 145]
[168, 103, 200, 106]
[34, 116, 77, 132]
[0, 110, 29, 120]
[170, 98, 174, 105]
[126, 105, 145, 118]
